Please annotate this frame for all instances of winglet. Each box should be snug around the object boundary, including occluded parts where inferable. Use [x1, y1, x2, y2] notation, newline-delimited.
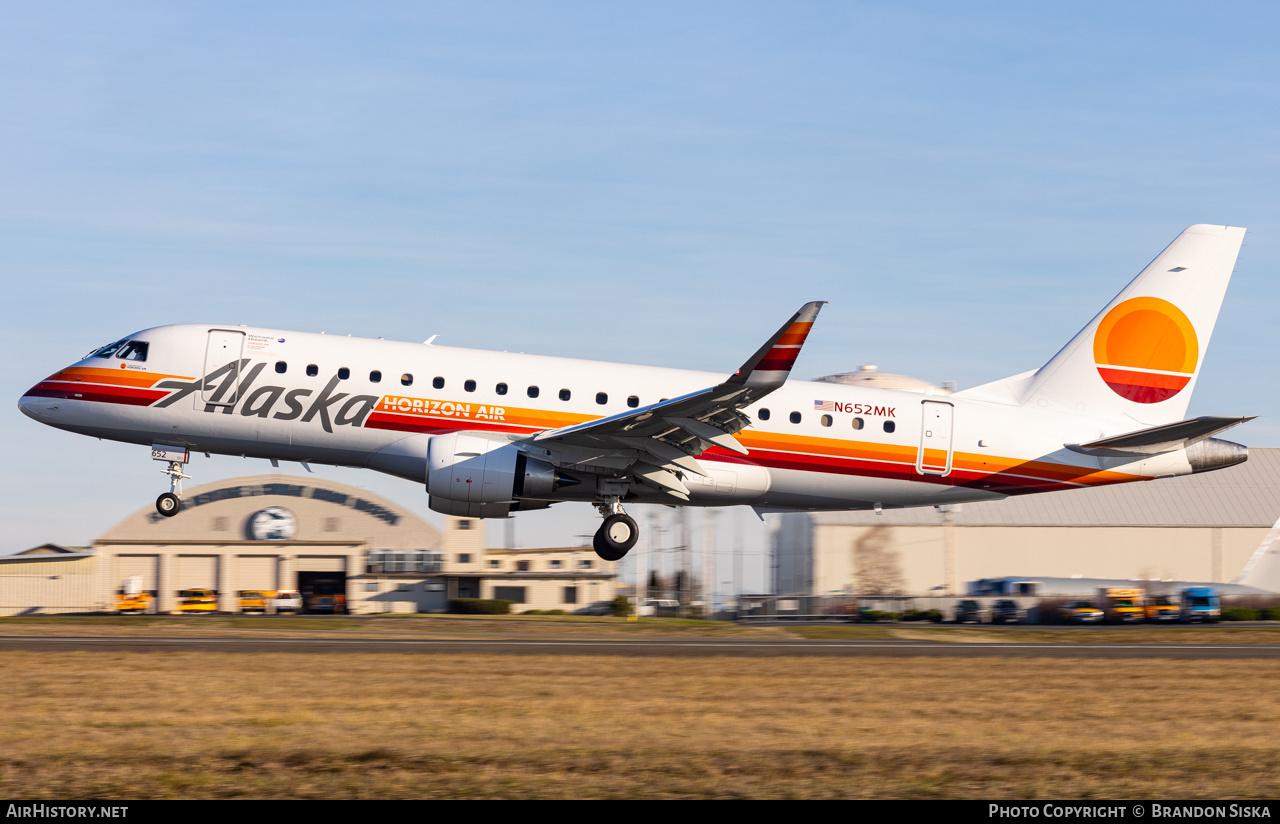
[727, 301, 826, 388]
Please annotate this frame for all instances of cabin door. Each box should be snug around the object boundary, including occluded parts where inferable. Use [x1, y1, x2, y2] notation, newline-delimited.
[201, 329, 245, 407]
[916, 401, 954, 476]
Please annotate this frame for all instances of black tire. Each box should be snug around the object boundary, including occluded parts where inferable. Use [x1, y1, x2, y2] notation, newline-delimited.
[156, 493, 182, 517]
[593, 513, 638, 561]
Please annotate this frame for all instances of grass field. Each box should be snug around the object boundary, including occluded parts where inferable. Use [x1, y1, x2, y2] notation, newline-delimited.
[1, 646, 1278, 798]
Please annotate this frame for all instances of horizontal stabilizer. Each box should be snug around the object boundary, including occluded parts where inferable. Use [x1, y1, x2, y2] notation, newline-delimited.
[1065, 415, 1254, 457]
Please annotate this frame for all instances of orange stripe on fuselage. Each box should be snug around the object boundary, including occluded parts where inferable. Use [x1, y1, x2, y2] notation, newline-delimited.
[734, 429, 1141, 487]
[47, 366, 193, 389]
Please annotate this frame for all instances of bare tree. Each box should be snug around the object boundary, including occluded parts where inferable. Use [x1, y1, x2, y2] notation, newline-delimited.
[852, 525, 905, 596]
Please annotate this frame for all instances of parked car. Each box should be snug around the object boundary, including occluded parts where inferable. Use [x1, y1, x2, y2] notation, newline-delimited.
[1144, 595, 1181, 623]
[273, 589, 303, 613]
[955, 599, 987, 623]
[990, 599, 1025, 624]
[638, 599, 680, 617]
[177, 588, 218, 614]
[238, 590, 272, 614]
[1058, 600, 1104, 624]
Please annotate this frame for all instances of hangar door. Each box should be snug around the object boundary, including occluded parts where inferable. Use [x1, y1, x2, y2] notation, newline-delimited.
[236, 556, 278, 592]
[176, 555, 219, 592]
[116, 555, 159, 594]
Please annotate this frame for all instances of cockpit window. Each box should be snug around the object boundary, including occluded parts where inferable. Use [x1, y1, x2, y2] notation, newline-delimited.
[89, 339, 126, 359]
[115, 341, 149, 362]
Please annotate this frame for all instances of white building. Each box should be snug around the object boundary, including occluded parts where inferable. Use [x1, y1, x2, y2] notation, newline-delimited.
[774, 448, 1280, 596]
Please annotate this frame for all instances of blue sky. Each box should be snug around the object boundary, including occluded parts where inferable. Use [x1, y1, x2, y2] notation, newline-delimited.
[3, 2, 1278, 590]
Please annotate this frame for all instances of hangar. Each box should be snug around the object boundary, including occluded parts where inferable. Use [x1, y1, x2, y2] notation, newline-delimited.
[0, 474, 616, 615]
[774, 448, 1280, 596]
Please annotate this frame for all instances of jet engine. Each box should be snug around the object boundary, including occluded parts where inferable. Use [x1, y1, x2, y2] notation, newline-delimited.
[426, 432, 562, 517]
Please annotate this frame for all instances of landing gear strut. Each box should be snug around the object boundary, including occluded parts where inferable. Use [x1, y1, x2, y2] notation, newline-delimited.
[155, 459, 190, 518]
[593, 498, 638, 561]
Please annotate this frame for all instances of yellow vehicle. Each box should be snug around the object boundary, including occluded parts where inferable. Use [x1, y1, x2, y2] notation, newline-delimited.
[1099, 587, 1145, 623]
[1144, 595, 1181, 623]
[177, 588, 218, 614]
[238, 590, 272, 613]
[115, 575, 152, 614]
[1057, 600, 1104, 624]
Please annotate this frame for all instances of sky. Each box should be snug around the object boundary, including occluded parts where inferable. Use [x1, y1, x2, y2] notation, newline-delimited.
[2, 2, 1279, 592]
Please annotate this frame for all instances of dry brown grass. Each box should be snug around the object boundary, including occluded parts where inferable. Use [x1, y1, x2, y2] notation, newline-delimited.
[0, 614, 789, 639]
[1, 651, 1277, 799]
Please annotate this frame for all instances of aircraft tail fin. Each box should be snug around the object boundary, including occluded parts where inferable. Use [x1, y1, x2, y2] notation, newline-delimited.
[989, 225, 1245, 425]
[1233, 514, 1280, 594]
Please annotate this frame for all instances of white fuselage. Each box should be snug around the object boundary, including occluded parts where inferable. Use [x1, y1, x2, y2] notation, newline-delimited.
[20, 323, 1197, 514]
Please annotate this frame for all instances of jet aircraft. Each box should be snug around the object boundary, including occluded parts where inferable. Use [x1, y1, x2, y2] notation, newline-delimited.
[19, 225, 1253, 560]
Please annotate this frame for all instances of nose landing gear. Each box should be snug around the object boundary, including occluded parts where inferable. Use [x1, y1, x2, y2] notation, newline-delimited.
[152, 444, 191, 518]
[593, 498, 638, 561]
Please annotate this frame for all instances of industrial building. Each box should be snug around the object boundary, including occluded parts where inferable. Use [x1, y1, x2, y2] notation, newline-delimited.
[0, 474, 616, 615]
[774, 447, 1280, 596]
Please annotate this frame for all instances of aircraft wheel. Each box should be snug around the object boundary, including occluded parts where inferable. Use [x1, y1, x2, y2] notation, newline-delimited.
[593, 513, 638, 561]
[156, 493, 182, 517]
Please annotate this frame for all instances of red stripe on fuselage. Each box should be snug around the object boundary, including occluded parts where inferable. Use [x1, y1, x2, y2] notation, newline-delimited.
[25, 381, 167, 406]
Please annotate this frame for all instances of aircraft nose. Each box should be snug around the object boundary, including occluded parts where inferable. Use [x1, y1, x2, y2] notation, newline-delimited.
[18, 394, 40, 420]
[18, 382, 52, 421]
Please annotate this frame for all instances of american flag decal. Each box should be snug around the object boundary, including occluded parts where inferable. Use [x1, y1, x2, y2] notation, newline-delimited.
[814, 400, 835, 411]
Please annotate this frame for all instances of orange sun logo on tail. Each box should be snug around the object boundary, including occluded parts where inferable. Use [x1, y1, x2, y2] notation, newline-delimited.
[1093, 297, 1198, 404]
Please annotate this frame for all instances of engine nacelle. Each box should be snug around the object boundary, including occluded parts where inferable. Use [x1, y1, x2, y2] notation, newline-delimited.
[426, 432, 558, 518]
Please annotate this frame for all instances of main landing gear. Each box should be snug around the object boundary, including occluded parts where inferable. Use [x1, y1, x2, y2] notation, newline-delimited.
[593, 499, 638, 561]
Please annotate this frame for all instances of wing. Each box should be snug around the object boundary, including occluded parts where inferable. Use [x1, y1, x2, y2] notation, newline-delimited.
[523, 301, 826, 500]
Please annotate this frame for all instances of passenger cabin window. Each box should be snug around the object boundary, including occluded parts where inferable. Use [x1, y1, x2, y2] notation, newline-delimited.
[883, 420, 896, 433]
[852, 417, 864, 430]
[789, 412, 802, 424]
[337, 367, 350, 380]
[116, 341, 149, 362]
[820, 415, 832, 427]
[401, 373, 413, 386]
[464, 380, 476, 392]
[596, 392, 608, 405]
[527, 386, 539, 398]
[496, 383, 508, 395]
[433, 376, 445, 389]
[275, 361, 287, 374]
[369, 370, 381, 383]
[627, 395, 639, 408]
[759, 408, 771, 421]
[306, 364, 319, 377]
[559, 389, 571, 401]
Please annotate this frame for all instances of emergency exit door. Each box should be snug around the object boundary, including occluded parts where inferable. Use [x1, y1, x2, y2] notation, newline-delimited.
[916, 401, 954, 476]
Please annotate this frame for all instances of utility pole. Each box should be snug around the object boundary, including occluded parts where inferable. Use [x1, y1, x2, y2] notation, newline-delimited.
[703, 510, 716, 618]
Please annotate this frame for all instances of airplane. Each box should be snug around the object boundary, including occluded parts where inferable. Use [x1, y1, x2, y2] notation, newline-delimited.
[19, 224, 1254, 561]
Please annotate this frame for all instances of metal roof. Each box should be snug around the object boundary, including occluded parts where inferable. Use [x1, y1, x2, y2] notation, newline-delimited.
[809, 447, 1280, 528]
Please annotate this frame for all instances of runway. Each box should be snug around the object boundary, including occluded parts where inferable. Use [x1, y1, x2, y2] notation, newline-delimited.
[2, 635, 1278, 658]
